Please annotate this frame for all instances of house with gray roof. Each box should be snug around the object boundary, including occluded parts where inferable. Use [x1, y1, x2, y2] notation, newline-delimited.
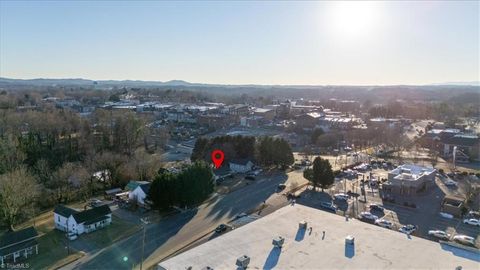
[229, 159, 254, 173]
[0, 227, 39, 264]
[53, 204, 112, 235]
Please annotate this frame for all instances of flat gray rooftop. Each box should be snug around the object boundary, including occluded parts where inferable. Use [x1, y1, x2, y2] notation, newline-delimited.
[158, 204, 479, 270]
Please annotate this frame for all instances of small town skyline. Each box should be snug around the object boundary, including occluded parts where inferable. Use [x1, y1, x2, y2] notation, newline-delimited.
[1, 1, 478, 85]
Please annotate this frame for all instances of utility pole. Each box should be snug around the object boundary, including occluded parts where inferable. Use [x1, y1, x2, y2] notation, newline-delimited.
[66, 218, 70, 255]
[140, 218, 150, 270]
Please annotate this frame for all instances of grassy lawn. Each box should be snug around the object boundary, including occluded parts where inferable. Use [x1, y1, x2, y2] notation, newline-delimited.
[1, 203, 139, 269]
[25, 229, 83, 270]
[79, 216, 141, 247]
[10, 210, 82, 270]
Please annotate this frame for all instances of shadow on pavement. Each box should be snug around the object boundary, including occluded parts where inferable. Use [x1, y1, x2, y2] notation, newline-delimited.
[77, 209, 198, 270]
[205, 171, 288, 222]
[440, 243, 480, 262]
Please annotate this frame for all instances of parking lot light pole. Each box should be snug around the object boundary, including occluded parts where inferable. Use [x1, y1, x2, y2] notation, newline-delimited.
[140, 217, 150, 270]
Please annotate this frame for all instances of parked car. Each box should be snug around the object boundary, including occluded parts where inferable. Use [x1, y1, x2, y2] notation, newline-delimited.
[399, 224, 417, 234]
[334, 193, 349, 201]
[235, 213, 248, 219]
[89, 199, 102, 207]
[215, 224, 228, 233]
[359, 212, 378, 221]
[444, 179, 457, 187]
[374, 219, 393, 228]
[463, 218, 480, 226]
[277, 184, 286, 190]
[466, 211, 480, 219]
[245, 175, 255, 181]
[369, 203, 384, 212]
[320, 202, 337, 212]
[453, 235, 476, 246]
[66, 232, 78, 241]
[428, 230, 450, 240]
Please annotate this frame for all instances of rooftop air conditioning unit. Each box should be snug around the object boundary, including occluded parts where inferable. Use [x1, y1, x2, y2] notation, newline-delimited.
[345, 235, 355, 245]
[299, 220, 307, 229]
[272, 236, 285, 248]
[236, 255, 250, 269]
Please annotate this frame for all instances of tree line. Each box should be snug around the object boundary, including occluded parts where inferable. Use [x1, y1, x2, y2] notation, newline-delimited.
[0, 107, 161, 230]
[148, 162, 214, 210]
[192, 135, 294, 168]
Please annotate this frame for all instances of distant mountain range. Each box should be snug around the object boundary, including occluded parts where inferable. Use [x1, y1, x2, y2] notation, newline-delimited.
[1, 77, 479, 88]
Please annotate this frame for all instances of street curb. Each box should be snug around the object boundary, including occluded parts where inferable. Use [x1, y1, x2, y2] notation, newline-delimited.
[156, 229, 215, 264]
[51, 252, 86, 270]
[58, 224, 143, 270]
[439, 240, 480, 253]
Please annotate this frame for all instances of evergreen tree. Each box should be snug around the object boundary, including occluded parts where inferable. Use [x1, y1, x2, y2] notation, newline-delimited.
[148, 161, 214, 210]
[311, 157, 334, 192]
[148, 171, 176, 210]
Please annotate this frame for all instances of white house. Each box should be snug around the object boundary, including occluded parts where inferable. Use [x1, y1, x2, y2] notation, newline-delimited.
[126, 180, 151, 206]
[229, 159, 254, 173]
[54, 205, 112, 235]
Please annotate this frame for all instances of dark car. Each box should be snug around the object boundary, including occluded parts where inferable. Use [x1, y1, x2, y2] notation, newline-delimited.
[215, 224, 228, 233]
[277, 184, 286, 190]
[369, 204, 384, 212]
[320, 202, 337, 212]
[245, 175, 255, 181]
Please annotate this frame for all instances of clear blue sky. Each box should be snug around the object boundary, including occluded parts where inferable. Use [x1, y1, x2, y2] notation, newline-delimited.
[0, 1, 478, 85]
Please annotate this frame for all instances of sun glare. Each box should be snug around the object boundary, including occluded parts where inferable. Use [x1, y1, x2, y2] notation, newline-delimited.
[326, 1, 381, 39]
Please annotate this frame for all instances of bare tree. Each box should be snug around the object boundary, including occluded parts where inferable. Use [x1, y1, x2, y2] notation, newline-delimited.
[0, 167, 39, 230]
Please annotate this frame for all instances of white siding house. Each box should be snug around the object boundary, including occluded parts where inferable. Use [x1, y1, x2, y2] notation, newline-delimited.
[53, 205, 112, 235]
[126, 181, 151, 206]
[229, 159, 254, 173]
[129, 184, 150, 205]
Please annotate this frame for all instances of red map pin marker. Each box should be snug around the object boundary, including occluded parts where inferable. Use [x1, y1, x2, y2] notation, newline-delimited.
[211, 149, 225, 169]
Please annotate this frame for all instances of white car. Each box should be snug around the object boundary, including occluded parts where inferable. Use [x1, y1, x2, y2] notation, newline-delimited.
[359, 212, 378, 221]
[453, 235, 476, 246]
[374, 219, 394, 229]
[66, 232, 78, 241]
[369, 203, 384, 212]
[463, 218, 480, 226]
[428, 230, 450, 240]
[398, 224, 417, 234]
[334, 193, 349, 201]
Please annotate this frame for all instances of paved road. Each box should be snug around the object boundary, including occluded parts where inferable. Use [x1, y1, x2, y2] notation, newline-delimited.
[67, 170, 306, 270]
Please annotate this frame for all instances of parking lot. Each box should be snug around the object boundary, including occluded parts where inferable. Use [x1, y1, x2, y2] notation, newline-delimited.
[296, 165, 480, 248]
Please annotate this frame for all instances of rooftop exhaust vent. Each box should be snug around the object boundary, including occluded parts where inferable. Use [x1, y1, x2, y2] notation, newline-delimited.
[272, 236, 285, 248]
[236, 255, 250, 269]
[299, 220, 307, 229]
[345, 235, 355, 245]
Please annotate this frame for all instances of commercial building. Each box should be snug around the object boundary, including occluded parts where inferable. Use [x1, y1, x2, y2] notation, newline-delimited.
[383, 164, 436, 196]
[296, 112, 324, 129]
[252, 108, 275, 121]
[441, 195, 466, 218]
[158, 204, 477, 269]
